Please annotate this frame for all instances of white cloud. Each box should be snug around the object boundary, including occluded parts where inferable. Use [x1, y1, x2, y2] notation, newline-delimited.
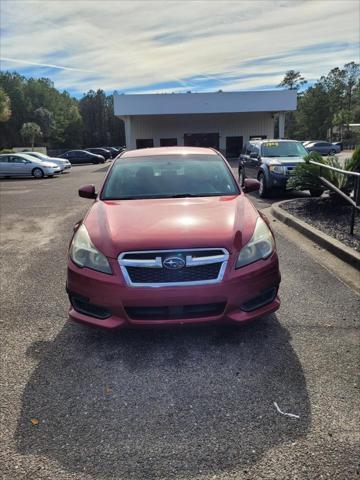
[0, 0, 359, 94]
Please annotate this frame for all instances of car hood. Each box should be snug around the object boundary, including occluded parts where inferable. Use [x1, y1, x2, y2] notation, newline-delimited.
[84, 195, 259, 259]
[50, 157, 69, 163]
[263, 156, 305, 165]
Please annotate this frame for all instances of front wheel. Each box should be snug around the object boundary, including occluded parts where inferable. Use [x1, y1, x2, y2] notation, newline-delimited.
[329, 149, 336, 155]
[32, 168, 44, 179]
[258, 172, 269, 198]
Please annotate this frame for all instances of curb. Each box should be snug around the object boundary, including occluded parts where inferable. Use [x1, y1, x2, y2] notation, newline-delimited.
[271, 200, 360, 270]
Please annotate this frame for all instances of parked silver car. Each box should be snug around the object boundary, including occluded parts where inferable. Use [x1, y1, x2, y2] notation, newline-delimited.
[22, 151, 72, 173]
[0, 153, 61, 178]
[305, 141, 341, 155]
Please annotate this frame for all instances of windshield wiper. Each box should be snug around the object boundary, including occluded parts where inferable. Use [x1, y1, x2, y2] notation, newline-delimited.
[167, 193, 200, 198]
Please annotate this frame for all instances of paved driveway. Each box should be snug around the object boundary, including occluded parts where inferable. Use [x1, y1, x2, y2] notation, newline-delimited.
[0, 165, 359, 479]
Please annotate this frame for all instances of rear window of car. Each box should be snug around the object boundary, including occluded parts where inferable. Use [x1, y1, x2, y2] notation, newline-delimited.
[101, 154, 239, 200]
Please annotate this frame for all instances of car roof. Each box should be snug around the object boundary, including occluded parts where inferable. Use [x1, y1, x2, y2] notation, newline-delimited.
[121, 146, 219, 158]
[0, 152, 36, 160]
[22, 151, 46, 155]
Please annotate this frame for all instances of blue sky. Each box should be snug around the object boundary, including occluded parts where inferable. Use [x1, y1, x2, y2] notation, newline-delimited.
[0, 0, 359, 97]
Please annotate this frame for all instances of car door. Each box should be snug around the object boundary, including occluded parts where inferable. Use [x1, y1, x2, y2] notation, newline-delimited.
[243, 143, 260, 178]
[248, 144, 261, 175]
[8, 156, 29, 176]
[0, 155, 10, 175]
[66, 151, 78, 164]
[322, 142, 332, 154]
[76, 151, 88, 163]
[316, 142, 327, 155]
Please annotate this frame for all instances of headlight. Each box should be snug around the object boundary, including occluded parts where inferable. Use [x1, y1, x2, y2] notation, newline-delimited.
[236, 217, 274, 268]
[70, 224, 112, 274]
[269, 165, 286, 174]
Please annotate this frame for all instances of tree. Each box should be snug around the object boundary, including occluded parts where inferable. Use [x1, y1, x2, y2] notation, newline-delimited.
[79, 89, 125, 147]
[20, 122, 42, 148]
[79, 89, 107, 146]
[278, 70, 307, 91]
[0, 72, 28, 147]
[0, 88, 11, 122]
[34, 107, 54, 143]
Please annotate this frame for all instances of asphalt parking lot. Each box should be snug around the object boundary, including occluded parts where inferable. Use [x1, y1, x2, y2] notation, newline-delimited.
[1, 164, 359, 480]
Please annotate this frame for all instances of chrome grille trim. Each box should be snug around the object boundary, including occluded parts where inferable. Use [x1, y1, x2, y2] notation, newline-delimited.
[118, 248, 229, 288]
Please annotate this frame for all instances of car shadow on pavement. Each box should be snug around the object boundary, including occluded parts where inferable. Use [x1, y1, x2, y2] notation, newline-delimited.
[15, 315, 311, 479]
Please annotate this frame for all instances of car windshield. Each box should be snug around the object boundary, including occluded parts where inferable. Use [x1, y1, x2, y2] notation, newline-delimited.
[101, 154, 239, 200]
[29, 152, 47, 158]
[261, 141, 308, 157]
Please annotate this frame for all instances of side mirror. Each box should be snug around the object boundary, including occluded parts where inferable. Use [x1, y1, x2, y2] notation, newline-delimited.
[79, 184, 97, 199]
[249, 152, 259, 159]
[243, 178, 260, 193]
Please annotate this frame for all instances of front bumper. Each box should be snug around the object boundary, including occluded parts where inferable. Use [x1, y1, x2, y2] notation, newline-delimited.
[268, 173, 289, 189]
[67, 252, 281, 329]
[46, 167, 61, 176]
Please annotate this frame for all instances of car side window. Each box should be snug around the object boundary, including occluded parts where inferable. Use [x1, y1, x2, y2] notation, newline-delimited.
[9, 156, 26, 163]
[0, 156, 9, 162]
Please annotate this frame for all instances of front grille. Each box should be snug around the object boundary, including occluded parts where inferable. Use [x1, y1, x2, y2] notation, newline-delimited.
[126, 263, 221, 284]
[125, 302, 226, 320]
[119, 248, 229, 287]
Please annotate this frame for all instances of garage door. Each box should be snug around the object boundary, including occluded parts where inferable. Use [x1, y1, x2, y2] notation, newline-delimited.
[184, 133, 219, 149]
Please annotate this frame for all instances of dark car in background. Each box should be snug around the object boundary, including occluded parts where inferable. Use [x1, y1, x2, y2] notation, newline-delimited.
[238, 139, 308, 197]
[86, 147, 112, 160]
[59, 150, 105, 164]
[305, 141, 341, 155]
[101, 146, 122, 158]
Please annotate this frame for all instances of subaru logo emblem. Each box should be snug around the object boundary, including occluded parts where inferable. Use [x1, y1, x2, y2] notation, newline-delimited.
[163, 256, 185, 270]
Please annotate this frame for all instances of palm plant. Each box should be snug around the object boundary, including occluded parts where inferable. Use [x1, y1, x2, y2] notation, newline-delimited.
[288, 148, 360, 200]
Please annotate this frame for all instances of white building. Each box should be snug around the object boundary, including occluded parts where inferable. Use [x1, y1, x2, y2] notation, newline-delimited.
[114, 90, 297, 157]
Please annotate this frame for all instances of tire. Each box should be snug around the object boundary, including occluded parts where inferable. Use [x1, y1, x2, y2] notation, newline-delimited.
[32, 168, 44, 179]
[258, 172, 269, 198]
[309, 189, 322, 197]
[329, 149, 336, 156]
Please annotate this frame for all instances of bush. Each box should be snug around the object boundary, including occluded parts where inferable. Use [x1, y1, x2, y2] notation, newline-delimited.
[287, 152, 325, 192]
[0, 148, 14, 154]
[346, 145, 360, 173]
[288, 150, 359, 199]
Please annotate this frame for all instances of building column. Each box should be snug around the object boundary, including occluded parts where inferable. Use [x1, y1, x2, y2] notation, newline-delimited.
[278, 112, 285, 139]
[124, 116, 134, 149]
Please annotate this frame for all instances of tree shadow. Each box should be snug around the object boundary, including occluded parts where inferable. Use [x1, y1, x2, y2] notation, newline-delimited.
[15, 315, 311, 479]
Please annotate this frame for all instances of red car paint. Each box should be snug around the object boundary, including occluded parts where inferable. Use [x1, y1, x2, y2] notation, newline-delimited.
[67, 147, 281, 328]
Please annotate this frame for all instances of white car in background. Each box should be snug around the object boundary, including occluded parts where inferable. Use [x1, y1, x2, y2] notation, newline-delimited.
[0, 153, 61, 178]
[23, 151, 72, 172]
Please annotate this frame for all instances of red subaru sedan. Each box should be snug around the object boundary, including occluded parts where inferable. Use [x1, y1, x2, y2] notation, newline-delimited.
[67, 147, 281, 328]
